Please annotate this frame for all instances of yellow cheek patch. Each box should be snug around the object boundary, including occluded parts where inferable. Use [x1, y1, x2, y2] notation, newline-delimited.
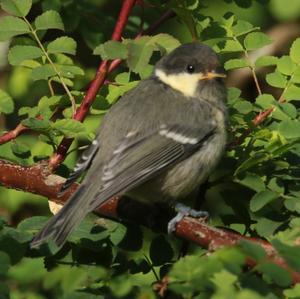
[155, 69, 201, 98]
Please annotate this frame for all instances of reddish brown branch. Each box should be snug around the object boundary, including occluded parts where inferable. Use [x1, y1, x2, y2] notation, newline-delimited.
[0, 158, 300, 284]
[48, 0, 137, 170]
[0, 123, 27, 144]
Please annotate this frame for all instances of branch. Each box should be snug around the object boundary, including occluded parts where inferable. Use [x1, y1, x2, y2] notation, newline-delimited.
[0, 123, 27, 145]
[48, 0, 137, 170]
[0, 158, 300, 284]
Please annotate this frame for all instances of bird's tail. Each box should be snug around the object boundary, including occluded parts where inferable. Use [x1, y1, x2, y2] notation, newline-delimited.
[30, 185, 90, 249]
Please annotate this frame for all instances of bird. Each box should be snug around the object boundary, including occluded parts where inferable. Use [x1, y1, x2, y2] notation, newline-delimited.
[30, 42, 227, 249]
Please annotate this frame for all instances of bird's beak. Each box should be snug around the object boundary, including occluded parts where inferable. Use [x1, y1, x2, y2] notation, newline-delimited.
[199, 72, 226, 80]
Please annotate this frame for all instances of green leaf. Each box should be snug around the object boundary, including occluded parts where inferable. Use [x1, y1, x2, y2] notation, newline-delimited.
[255, 94, 290, 121]
[284, 197, 300, 213]
[0, 251, 10, 276]
[221, 39, 244, 52]
[250, 190, 278, 212]
[31, 64, 56, 81]
[257, 262, 291, 287]
[277, 56, 297, 76]
[244, 32, 272, 51]
[0, 16, 30, 41]
[150, 235, 174, 266]
[278, 120, 300, 139]
[233, 100, 253, 114]
[284, 284, 300, 298]
[232, 20, 255, 37]
[34, 10, 64, 31]
[52, 119, 86, 138]
[126, 37, 155, 76]
[0, 0, 32, 17]
[235, 152, 269, 175]
[93, 40, 128, 59]
[272, 239, 300, 273]
[11, 141, 31, 158]
[224, 58, 249, 70]
[239, 240, 266, 261]
[290, 38, 300, 65]
[149, 33, 181, 53]
[47, 36, 77, 55]
[283, 84, 300, 101]
[266, 71, 287, 88]
[57, 65, 84, 78]
[255, 218, 282, 238]
[235, 173, 265, 192]
[255, 55, 278, 67]
[22, 118, 51, 131]
[8, 45, 43, 66]
[0, 89, 14, 114]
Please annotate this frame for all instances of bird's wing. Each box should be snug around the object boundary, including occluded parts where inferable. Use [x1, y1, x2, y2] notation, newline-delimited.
[87, 123, 216, 210]
[59, 139, 100, 194]
[31, 123, 216, 248]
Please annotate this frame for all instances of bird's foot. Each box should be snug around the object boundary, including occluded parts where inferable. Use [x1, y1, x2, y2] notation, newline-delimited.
[167, 203, 209, 234]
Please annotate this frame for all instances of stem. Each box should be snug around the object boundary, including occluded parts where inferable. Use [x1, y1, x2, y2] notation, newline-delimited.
[233, 35, 262, 95]
[23, 17, 76, 114]
[48, 79, 55, 97]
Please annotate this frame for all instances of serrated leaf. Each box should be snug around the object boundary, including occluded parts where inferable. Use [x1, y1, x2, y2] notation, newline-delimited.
[52, 119, 86, 138]
[278, 120, 300, 139]
[244, 32, 272, 51]
[224, 58, 249, 70]
[34, 10, 64, 31]
[31, 64, 56, 81]
[93, 40, 128, 60]
[266, 71, 287, 88]
[255, 55, 278, 67]
[0, 16, 30, 41]
[0, 89, 14, 114]
[0, 0, 32, 17]
[290, 38, 300, 65]
[47, 36, 77, 55]
[250, 190, 278, 212]
[8, 45, 43, 66]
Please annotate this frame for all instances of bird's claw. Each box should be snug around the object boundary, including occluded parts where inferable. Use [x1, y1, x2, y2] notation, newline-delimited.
[167, 203, 209, 234]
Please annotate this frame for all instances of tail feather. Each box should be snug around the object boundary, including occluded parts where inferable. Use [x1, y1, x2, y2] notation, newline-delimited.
[30, 185, 89, 249]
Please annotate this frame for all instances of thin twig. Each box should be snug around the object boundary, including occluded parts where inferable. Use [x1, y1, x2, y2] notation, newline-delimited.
[22, 17, 76, 113]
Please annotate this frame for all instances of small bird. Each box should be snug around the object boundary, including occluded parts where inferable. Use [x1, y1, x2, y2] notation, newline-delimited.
[31, 42, 227, 248]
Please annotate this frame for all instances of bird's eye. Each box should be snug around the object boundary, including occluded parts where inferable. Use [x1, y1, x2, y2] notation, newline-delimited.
[186, 65, 195, 74]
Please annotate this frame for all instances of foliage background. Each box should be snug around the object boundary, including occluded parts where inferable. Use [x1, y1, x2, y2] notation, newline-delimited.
[1, 0, 300, 298]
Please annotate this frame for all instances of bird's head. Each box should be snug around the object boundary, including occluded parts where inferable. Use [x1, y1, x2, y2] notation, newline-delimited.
[154, 42, 226, 102]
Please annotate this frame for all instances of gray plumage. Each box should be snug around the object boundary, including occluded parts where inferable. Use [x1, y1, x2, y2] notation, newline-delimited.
[31, 42, 227, 248]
